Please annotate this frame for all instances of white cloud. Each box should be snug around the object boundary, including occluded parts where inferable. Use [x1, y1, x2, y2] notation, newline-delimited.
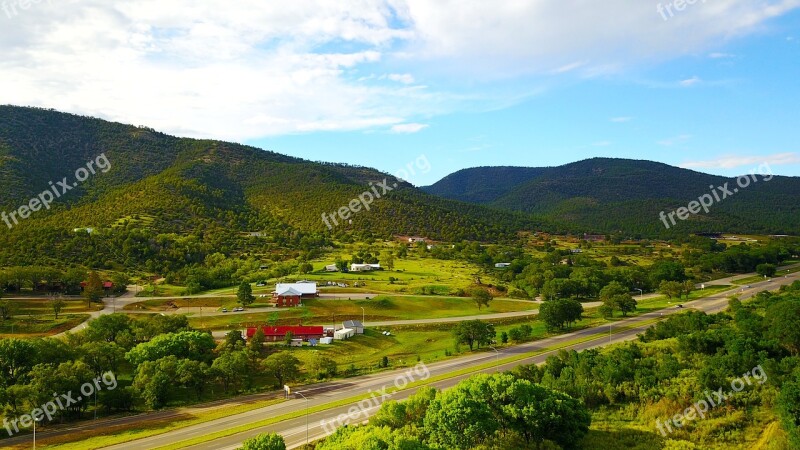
[390, 123, 428, 133]
[387, 73, 415, 84]
[709, 52, 735, 59]
[680, 152, 800, 169]
[680, 76, 702, 87]
[610, 116, 633, 123]
[0, 0, 797, 140]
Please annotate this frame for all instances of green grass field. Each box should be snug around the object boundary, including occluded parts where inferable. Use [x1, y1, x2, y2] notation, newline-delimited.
[0, 314, 91, 337]
[183, 295, 537, 330]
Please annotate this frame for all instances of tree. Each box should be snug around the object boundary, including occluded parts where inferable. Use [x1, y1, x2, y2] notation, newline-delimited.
[242, 433, 286, 450]
[126, 331, 216, 365]
[681, 280, 695, 299]
[453, 320, 496, 351]
[0, 299, 16, 321]
[267, 312, 279, 326]
[600, 281, 637, 317]
[237, 281, 255, 306]
[757, 263, 777, 278]
[80, 341, 125, 376]
[423, 373, 591, 449]
[471, 288, 493, 310]
[659, 280, 683, 300]
[382, 252, 395, 270]
[223, 330, 246, 350]
[299, 263, 313, 274]
[211, 350, 249, 393]
[263, 352, 301, 387]
[133, 356, 178, 409]
[249, 327, 266, 354]
[176, 359, 210, 400]
[85, 314, 132, 343]
[309, 352, 337, 378]
[539, 299, 584, 331]
[49, 295, 66, 319]
[766, 300, 800, 355]
[284, 331, 295, 345]
[83, 270, 105, 307]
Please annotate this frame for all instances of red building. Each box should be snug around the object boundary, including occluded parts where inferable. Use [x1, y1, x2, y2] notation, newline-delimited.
[274, 287, 302, 307]
[246, 325, 324, 342]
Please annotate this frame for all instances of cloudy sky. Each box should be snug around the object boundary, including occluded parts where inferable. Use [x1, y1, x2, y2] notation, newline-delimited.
[2, 0, 799, 184]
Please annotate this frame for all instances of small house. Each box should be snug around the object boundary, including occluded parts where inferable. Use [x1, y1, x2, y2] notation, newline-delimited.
[350, 263, 381, 272]
[342, 320, 364, 334]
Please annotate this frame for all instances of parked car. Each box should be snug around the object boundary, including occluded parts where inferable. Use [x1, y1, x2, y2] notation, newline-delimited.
[234, 307, 244, 312]
[222, 308, 228, 313]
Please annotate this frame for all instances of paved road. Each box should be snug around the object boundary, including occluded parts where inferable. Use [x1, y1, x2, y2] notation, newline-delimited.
[82, 272, 797, 450]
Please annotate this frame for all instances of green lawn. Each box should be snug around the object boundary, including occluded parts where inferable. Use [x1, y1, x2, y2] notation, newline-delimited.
[0, 314, 91, 337]
[184, 295, 537, 330]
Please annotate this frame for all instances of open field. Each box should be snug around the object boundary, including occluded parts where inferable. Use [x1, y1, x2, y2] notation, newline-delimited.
[184, 295, 537, 329]
[0, 314, 91, 338]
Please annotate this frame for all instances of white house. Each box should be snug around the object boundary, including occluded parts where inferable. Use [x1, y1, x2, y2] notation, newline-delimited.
[334, 328, 355, 340]
[350, 263, 381, 272]
[495, 263, 511, 269]
[325, 264, 339, 272]
[408, 237, 426, 243]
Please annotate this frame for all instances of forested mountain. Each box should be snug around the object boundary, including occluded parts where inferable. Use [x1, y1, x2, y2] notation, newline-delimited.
[423, 159, 800, 236]
[0, 106, 533, 270]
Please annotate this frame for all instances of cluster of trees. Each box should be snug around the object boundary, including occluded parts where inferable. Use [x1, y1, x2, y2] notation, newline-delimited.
[681, 239, 798, 275]
[0, 266, 126, 295]
[316, 374, 590, 449]
[0, 313, 338, 423]
[506, 281, 800, 447]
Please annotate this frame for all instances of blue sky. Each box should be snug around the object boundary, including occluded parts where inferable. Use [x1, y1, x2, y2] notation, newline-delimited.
[2, 1, 799, 185]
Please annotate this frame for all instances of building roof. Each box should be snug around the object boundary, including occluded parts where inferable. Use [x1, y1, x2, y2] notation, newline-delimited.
[276, 287, 302, 296]
[246, 325, 324, 338]
[343, 320, 363, 328]
[275, 282, 317, 295]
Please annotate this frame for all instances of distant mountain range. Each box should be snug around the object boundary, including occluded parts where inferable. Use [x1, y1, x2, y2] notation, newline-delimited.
[423, 159, 800, 236]
[0, 105, 797, 270]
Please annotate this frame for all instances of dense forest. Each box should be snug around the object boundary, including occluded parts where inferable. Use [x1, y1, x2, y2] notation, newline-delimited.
[423, 159, 800, 236]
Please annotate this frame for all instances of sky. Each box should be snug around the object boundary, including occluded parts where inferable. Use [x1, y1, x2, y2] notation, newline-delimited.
[1, 0, 799, 186]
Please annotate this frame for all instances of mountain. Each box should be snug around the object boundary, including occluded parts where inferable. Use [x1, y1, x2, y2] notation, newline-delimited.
[423, 158, 800, 236]
[0, 106, 534, 269]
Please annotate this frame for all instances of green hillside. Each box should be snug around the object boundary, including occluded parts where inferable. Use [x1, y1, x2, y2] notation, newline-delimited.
[424, 158, 800, 236]
[0, 106, 534, 270]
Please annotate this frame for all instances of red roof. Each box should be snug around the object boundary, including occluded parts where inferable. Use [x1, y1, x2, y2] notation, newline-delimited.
[246, 326, 324, 338]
